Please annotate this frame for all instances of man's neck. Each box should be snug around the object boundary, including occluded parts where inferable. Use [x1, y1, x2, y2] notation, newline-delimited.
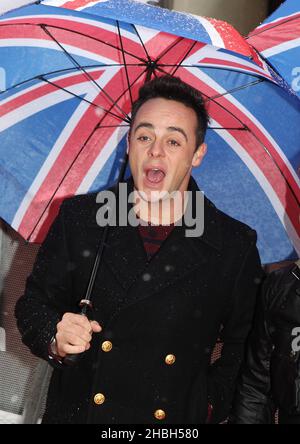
[132, 189, 189, 225]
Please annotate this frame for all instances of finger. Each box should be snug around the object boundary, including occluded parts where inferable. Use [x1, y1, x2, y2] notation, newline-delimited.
[56, 331, 90, 350]
[57, 323, 92, 344]
[90, 320, 102, 333]
[60, 343, 87, 356]
[62, 313, 93, 331]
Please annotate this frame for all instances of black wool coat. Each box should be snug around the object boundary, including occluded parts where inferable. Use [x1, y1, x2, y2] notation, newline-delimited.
[15, 177, 262, 424]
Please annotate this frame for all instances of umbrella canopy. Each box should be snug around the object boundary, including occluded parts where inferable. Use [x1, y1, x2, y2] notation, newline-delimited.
[248, 0, 300, 97]
[0, 1, 299, 264]
[43, 0, 260, 59]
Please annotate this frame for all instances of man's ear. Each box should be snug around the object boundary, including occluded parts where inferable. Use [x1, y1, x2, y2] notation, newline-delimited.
[192, 143, 207, 167]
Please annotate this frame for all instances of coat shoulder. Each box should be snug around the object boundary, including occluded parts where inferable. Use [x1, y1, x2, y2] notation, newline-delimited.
[62, 191, 100, 209]
[58, 191, 105, 225]
[59, 182, 118, 220]
[206, 196, 257, 250]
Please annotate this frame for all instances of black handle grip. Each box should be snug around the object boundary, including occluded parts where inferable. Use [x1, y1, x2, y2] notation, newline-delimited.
[63, 352, 82, 366]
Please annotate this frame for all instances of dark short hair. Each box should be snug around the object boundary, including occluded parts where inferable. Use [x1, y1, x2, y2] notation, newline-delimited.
[130, 75, 209, 147]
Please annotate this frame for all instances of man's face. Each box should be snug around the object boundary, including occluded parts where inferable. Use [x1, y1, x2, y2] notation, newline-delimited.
[128, 98, 207, 201]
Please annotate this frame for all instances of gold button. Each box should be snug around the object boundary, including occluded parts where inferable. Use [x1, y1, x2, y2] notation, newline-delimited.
[101, 341, 113, 352]
[94, 393, 105, 405]
[154, 409, 166, 420]
[165, 354, 176, 365]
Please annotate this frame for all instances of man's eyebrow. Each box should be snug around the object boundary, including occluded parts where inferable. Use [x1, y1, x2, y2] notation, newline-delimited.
[134, 122, 154, 133]
[167, 126, 188, 142]
[134, 123, 188, 142]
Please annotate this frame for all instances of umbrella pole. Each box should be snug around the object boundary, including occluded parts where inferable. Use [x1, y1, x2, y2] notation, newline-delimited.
[63, 152, 129, 366]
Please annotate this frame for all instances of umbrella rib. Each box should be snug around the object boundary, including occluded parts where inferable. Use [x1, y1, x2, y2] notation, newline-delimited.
[205, 79, 265, 101]
[0, 64, 146, 96]
[28, 67, 152, 238]
[246, 16, 299, 39]
[156, 65, 264, 107]
[209, 127, 247, 130]
[41, 24, 129, 120]
[131, 24, 152, 63]
[27, 97, 124, 241]
[93, 124, 130, 128]
[27, 127, 102, 241]
[40, 76, 126, 122]
[95, 65, 151, 127]
[169, 41, 198, 76]
[0, 21, 147, 64]
[155, 37, 186, 63]
[117, 21, 133, 106]
[203, 85, 300, 206]
[155, 68, 258, 131]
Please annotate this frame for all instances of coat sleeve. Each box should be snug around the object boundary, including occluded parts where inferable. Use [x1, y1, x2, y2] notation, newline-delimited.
[15, 201, 74, 365]
[229, 277, 276, 424]
[207, 233, 264, 423]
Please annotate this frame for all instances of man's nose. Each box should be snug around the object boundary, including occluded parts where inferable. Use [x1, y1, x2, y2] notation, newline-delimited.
[148, 140, 165, 157]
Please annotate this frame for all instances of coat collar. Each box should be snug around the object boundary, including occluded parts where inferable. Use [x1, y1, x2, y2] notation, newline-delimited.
[87, 176, 223, 302]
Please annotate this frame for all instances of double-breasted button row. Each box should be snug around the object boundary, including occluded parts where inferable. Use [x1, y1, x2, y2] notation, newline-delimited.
[93, 395, 166, 421]
[93, 349, 174, 419]
[93, 342, 113, 406]
[153, 354, 176, 420]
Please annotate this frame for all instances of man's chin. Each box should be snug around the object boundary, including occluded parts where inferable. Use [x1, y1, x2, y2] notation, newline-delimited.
[137, 188, 169, 203]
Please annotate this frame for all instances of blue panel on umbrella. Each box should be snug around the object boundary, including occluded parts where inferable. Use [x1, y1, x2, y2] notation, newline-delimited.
[198, 67, 300, 170]
[269, 48, 300, 97]
[0, 48, 75, 89]
[0, 96, 81, 223]
[263, 0, 299, 23]
[197, 130, 297, 263]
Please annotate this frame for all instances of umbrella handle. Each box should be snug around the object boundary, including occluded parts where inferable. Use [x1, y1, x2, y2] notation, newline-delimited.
[63, 352, 80, 366]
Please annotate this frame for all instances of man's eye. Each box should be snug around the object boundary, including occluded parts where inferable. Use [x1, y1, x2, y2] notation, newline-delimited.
[137, 136, 150, 142]
[168, 139, 180, 147]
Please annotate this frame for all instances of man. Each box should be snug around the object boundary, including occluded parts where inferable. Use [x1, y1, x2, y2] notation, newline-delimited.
[230, 260, 300, 424]
[15, 75, 262, 424]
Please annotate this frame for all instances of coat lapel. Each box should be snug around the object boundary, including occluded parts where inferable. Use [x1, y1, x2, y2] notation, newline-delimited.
[85, 176, 223, 306]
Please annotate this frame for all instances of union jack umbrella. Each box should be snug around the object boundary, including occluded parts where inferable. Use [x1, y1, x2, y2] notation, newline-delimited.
[0, 0, 299, 265]
[248, 0, 300, 98]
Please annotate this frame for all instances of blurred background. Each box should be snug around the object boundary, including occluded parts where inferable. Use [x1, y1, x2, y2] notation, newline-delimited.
[0, 0, 285, 34]
[146, 0, 283, 34]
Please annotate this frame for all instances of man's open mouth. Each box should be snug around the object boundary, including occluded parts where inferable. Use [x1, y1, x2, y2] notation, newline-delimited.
[145, 167, 166, 184]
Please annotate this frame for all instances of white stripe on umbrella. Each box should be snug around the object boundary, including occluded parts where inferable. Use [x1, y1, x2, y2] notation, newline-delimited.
[190, 15, 225, 48]
[44, 0, 109, 8]
[0, 13, 142, 44]
[210, 117, 300, 257]
[262, 37, 300, 58]
[0, 38, 130, 79]
[178, 65, 300, 252]
[75, 125, 128, 194]
[256, 11, 300, 30]
[11, 66, 120, 229]
[185, 50, 300, 190]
